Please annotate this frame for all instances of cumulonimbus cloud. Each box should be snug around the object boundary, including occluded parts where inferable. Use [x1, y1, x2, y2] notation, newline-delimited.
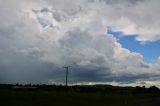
[0, 0, 160, 84]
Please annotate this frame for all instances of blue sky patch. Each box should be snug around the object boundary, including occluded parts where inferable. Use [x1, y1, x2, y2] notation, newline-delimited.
[107, 27, 160, 63]
[37, 16, 49, 28]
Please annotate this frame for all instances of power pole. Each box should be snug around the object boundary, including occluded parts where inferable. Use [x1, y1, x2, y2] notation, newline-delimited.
[64, 66, 72, 87]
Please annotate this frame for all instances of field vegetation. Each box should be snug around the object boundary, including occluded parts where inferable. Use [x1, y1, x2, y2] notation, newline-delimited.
[0, 84, 160, 106]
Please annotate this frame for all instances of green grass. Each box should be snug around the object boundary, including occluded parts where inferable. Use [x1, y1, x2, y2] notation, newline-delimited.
[0, 89, 159, 106]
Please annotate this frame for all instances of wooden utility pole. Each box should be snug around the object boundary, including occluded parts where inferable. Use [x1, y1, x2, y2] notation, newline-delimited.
[64, 66, 71, 87]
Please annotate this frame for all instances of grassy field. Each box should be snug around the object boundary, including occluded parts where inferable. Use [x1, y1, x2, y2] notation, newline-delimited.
[0, 85, 160, 106]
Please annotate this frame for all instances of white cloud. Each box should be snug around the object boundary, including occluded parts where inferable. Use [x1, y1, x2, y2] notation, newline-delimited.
[0, 0, 160, 84]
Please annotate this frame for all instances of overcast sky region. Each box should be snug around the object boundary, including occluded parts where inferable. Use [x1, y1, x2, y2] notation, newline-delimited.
[0, 0, 160, 87]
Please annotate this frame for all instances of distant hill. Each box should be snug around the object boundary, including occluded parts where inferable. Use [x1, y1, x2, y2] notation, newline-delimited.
[0, 84, 159, 93]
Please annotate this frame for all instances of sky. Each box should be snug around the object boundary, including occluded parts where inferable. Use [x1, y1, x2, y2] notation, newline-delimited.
[107, 27, 160, 63]
[0, 0, 160, 87]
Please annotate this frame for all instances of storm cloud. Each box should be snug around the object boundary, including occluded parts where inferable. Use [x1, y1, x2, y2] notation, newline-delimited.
[0, 0, 160, 85]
